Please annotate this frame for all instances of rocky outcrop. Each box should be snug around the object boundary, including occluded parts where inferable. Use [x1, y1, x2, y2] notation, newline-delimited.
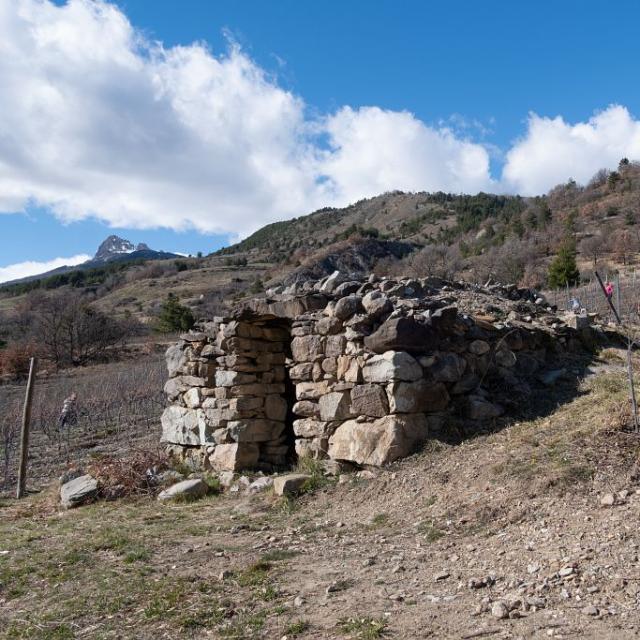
[161, 273, 598, 472]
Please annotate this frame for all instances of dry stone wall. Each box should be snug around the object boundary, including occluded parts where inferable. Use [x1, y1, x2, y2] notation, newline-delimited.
[161, 273, 596, 472]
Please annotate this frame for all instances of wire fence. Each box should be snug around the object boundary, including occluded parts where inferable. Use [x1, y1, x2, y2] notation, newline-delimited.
[545, 271, 640, 325]
[0, 356, 166, 496]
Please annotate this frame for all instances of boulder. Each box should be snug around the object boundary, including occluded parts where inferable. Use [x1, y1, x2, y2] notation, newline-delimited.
[319, 391, 354, 421]
[334, 295, 363, 321]
[350, 384, 389, 417]
[429, 306, 458, 333]
[210, 443, 260, 471]
[495, 348, 517, 368]
[247, 477, 274, 494]
[364, 317, 437, 354]
[161, 406, 201, 446]
[319, 270, 343, 293]
[428, 353, 467, 382]
[468, 340, 490, 355]
[362, 290, 393, 319]
[60, 474, 99, 509]
[316, 316, 342, 335]
[362, 351, 422, 383]
[334, 281, 361, 297]
[273, 473, 311, 496]
[386, 380, 450, 413]
[291, 335, 324, 362]
[157, 478, 208, 502]
[328, 414, 430, 466]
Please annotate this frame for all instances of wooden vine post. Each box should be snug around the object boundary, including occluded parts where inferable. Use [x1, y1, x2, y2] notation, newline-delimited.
[16, 357, 37, 499]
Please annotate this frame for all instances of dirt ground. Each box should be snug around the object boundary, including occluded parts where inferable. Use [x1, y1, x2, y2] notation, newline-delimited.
[1, 352, 640, 639]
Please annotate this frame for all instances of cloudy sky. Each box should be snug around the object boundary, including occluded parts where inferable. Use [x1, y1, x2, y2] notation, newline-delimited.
[2, 0, 640, 282]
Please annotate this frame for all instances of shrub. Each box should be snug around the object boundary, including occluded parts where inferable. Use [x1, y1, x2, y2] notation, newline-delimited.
[156, 294, 195, 333]
[548, 239, 580, 288]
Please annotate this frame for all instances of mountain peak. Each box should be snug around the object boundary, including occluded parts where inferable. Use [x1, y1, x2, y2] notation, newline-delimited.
[94, 235, 136, 262]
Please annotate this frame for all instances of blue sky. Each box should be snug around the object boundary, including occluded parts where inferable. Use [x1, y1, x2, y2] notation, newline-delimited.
[2, 0, 640, 281]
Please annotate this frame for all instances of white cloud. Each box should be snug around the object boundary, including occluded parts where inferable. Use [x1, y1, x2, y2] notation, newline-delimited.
[502, 105, 640, 195]
[321, 107, 493, 203]
[0, 254, 91, 284]
[0, 0, 493, 237]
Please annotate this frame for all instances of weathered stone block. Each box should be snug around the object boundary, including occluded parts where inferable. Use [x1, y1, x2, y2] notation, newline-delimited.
[289, 363, 314, 381]
[291, 335, 324, 362]
[227, 419, 285, 442]
[296, 381, 329, 401]
[364, 317, 437, 354]
[386, 380, 449, 413]
[209, 443, 260, 471]
[319, 391, 354, 421]
[215, 370, 257, 387]
[328, 414, 429, 466]
[334, 295, 363, 321]
[362, 351, 422, 383]
[429, 353, 467, 382]
[293, 418, 335, 438]
[161, 406, 200, 445]
[295, 437, 329, 459]
[325, 334, 346, 357]
[468, 340, 490, 355]
[183, 387, 201, 409]
[350, 384, 389, 417]
[265, 394, 288, 421]
[292, 400, 320, 418]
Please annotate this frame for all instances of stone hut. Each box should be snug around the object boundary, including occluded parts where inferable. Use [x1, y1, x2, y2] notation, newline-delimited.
[161, 273, 594, 472]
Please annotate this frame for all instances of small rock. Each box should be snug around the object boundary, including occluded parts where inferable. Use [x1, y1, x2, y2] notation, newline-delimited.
[273, 474, 311, 496]
[218, 570, 233, 581]
[60, 474, 99, 509]
[582, 605, 599, 616]
[434, 571, 450, 581]
[491, 601, 509, 619]
[294, 596, 305, 607]
[600, 493, 616, 507]
[157, 478, 208, 501]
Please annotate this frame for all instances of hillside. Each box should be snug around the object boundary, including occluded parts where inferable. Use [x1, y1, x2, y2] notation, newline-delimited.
[2, 353, 640, 638]
[2, 160, 640, 326]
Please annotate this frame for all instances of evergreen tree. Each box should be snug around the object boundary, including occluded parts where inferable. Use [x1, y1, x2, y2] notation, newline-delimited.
[547, 239, 580, 288]
[157, 294, 195, 333]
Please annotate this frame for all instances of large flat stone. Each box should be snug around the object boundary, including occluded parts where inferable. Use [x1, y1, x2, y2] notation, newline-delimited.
[291, 335, 324, 362]
[60, 474, 99, 509]
[328, 414, 430, 466]
[362, 351, 422, 383]
[364, 317, 437, 354]
[157, 478, 208, 501]
[227, 419, 285, 442]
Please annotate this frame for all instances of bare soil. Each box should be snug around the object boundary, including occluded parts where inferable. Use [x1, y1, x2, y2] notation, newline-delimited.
[1, 352, 640, 639]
